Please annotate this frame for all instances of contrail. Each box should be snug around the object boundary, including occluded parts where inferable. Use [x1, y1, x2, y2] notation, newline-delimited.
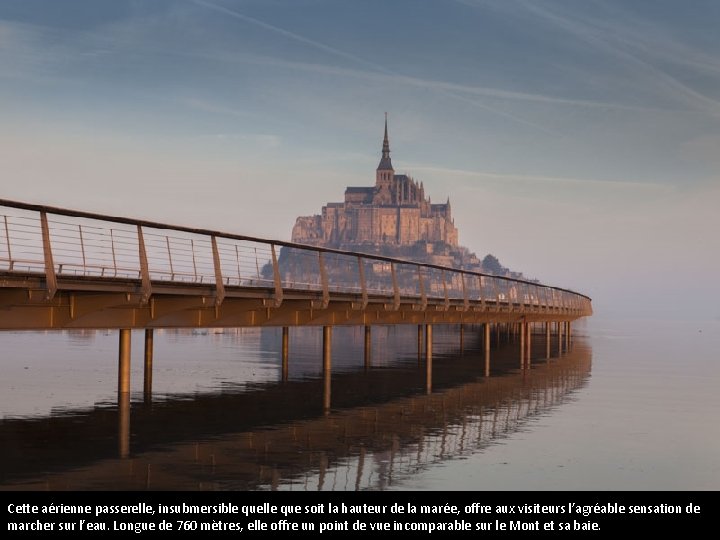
[190, 0, 561, 134]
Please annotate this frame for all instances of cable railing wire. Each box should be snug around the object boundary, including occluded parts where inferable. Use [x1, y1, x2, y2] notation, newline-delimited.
[0, 201, 592, 315]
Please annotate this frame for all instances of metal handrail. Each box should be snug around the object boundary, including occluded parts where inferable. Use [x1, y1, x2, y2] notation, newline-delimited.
[0, 199, 592, 315]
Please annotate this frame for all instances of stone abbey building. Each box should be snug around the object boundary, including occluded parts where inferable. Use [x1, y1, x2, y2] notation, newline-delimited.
[292, 119, 482, 269]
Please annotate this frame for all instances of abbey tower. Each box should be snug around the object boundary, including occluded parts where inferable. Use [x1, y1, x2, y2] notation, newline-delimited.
[291, 117, 480, 269]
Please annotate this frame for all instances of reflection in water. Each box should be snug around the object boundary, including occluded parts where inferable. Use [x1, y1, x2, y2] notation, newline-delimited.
[0, 326, 591, 490]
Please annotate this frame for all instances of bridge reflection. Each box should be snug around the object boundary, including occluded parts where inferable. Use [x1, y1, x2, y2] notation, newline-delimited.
[0, 330, 591, 490]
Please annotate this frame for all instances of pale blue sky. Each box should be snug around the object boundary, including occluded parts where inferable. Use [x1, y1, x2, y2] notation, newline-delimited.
[1, 0, 719, 319]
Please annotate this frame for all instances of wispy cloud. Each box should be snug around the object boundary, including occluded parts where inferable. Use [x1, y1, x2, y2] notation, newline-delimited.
[194, 132, 281, 148]
[190, 0, 567, 133]
[410, 164, 671, 192]
[0, 21, 61, 81]
[199, 48, 669, 118]
[513, 0, 720, 117]
[177, 97, 254, 119]
[191, 0, 389, 74]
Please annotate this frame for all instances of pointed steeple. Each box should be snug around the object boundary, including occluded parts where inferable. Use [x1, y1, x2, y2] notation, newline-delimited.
[377, 112, 394, 171]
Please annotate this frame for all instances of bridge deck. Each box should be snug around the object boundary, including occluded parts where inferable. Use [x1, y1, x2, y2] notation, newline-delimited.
[0, 199, 592, 330]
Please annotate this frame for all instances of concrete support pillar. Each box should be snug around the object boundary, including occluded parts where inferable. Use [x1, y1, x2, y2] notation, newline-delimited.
[459, 324, 464, 354]
[118, 328, 131, 459]
[566, 321, 571, 351]
[484, 323, 491, 377]
[425, 324, 433, 394]
[118, 329, 131, 394]
[281, 327, 289, 381]
[417, 324, 424, 361]
[519, 322, 526, 368]
[558, 321, 564, 355]
[546, 322, 551, 359]
[143, 329, 153, 400]
[322, 326, 332, 413]
[364, 325, 372, 368]
[526, 322, 532, 367]
[484, 323, 491, 355]
[425, 324, 433, 361]
[118, 391, 130, 459]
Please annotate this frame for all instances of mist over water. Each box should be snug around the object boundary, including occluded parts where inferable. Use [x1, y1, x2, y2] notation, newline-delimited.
[1, 318, 717, 490]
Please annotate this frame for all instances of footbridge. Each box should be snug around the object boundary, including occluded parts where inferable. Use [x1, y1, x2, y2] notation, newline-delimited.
[0, 198, 592, 422]
[0, 199, 591, 330]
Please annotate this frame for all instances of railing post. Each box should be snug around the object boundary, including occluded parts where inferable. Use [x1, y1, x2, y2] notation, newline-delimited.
[479, 276, 486, 311]
[211, 236, 225, 307]
[235, 245, 242, 283]
[191, 239, 198, 281]
[165, 236, 174, 280]
[418, 267, 427, 310]
[78, 224, 86, 273]
[442, 270, 449, 310]
[270, 244, 283, 308]
[390, 262, 400, 310]
[490, 278, 498, 311]
[40, 212, 57, 300]
[137, 225, 152, 303]
[357, 256, 368, 309]
[110, 229, 118, 277]
[3, 216, 12, 270]
[318, 251, 329, 309]
[461, 273, 469, 311]
[544, 287, 551, 312]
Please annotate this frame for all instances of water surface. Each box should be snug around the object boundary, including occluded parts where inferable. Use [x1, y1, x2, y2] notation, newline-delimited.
[0, 319, 717, 490]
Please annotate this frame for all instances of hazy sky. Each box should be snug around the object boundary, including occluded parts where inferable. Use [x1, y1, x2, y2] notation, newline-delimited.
[1, 0, 718, 320]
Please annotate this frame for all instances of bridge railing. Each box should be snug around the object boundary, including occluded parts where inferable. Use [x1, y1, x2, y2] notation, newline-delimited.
[0, 199, 592, 316]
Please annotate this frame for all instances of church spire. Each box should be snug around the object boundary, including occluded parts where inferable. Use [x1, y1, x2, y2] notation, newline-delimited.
[382, 112, 390, 157]
[377, 112, 394, 171]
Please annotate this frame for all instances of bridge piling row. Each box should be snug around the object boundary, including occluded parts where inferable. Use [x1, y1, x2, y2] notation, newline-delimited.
[110, 319, 575, 459]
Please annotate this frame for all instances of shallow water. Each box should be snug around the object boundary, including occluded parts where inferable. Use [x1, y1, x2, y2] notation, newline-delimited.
[0, 318, 717, 490]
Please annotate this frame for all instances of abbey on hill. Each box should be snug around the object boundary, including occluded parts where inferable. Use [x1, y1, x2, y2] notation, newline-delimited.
[291, 118, 516, 275]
